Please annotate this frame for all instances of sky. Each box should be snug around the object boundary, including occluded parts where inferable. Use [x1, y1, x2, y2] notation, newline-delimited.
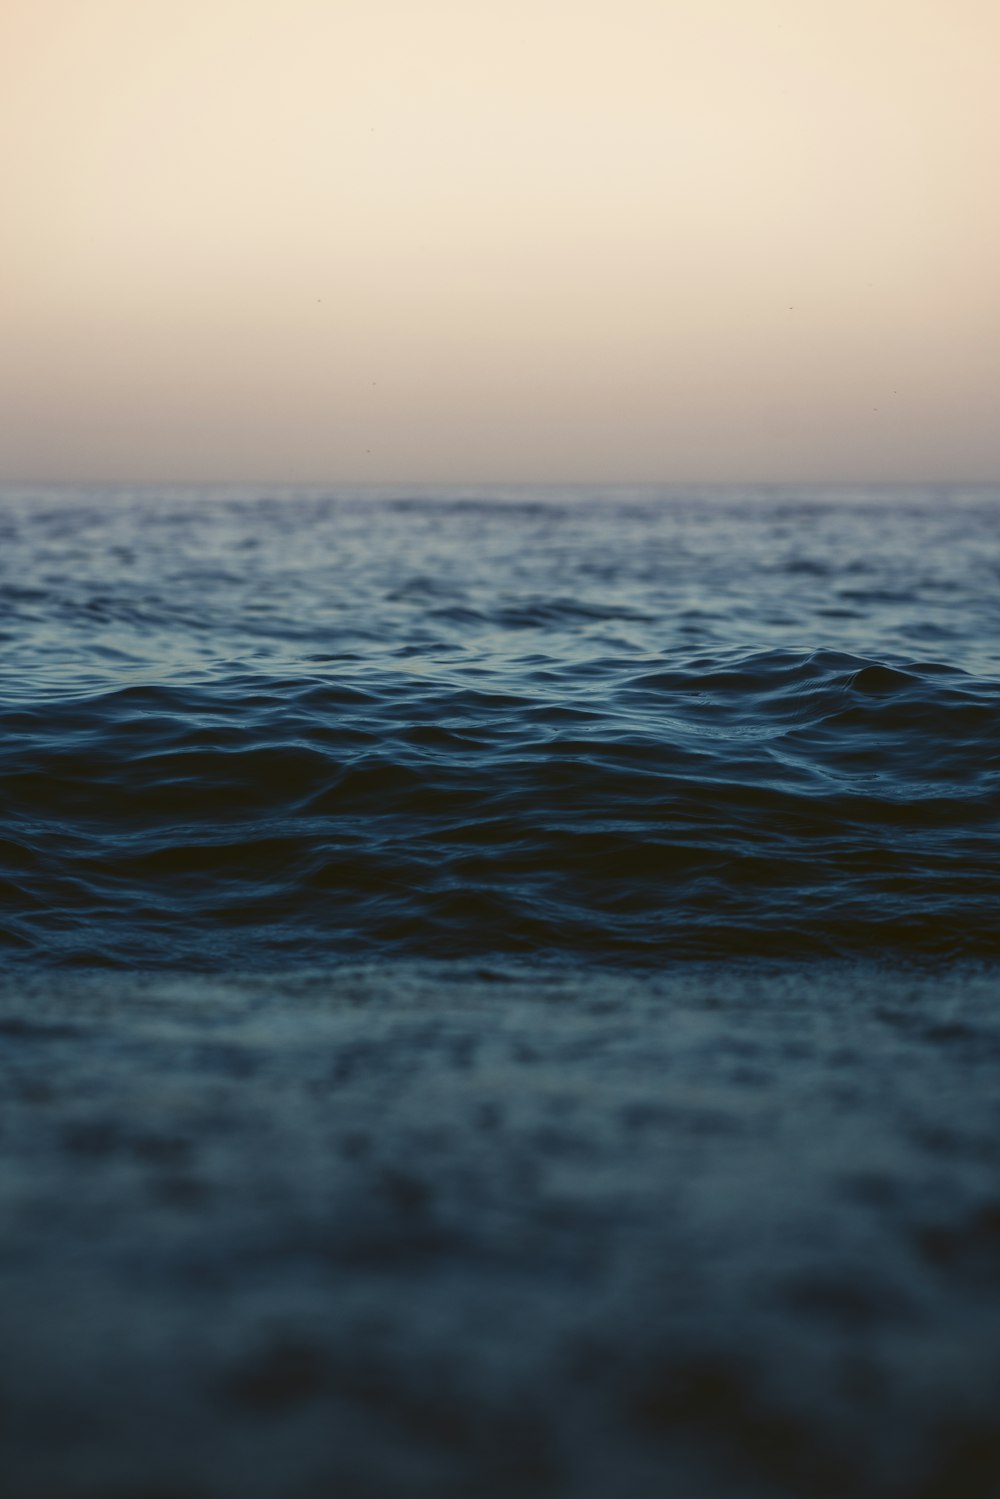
[2, 0, 998, 484]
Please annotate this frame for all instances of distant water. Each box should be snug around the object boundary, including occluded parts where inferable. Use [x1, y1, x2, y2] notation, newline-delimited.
[1, 484, 998, 970]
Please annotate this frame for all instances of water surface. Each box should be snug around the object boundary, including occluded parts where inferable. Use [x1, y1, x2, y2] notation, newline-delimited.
[1, 484, 997, 968]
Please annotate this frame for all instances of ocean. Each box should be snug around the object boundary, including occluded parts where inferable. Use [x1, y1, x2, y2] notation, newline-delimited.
[1, 483, 998, 969]
[2, 484, 1000, 1499]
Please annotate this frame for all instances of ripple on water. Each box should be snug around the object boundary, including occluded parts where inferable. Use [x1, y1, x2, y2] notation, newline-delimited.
[0, 484, 998, 967]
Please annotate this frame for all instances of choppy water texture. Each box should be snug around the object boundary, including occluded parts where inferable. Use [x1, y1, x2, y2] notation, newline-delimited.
[1, 484, 998, 968]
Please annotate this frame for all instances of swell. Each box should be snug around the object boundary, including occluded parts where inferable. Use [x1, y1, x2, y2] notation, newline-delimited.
[2, 647, 998, 968]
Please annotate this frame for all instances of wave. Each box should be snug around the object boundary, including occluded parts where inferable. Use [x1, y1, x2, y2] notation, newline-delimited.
[1, 639, 998, 969]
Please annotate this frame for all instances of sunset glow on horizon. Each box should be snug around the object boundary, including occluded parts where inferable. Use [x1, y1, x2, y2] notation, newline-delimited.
[3, 0, 998, 484]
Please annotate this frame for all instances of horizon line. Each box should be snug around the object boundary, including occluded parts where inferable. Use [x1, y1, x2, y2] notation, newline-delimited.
[2, 476, 999, 491]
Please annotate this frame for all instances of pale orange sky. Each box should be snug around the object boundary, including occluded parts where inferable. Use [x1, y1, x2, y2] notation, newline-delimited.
[2, 0, 998, 483]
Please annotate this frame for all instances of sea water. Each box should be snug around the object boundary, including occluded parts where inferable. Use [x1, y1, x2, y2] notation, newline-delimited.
[4, 483, 1000, 1498]
[1, 483, 997, 970]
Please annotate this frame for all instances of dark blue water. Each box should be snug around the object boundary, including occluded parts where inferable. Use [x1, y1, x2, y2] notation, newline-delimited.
[1, 484, 998, 969]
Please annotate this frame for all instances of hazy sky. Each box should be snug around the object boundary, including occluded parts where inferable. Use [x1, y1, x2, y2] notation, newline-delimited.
[2, 0, 998, 483]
